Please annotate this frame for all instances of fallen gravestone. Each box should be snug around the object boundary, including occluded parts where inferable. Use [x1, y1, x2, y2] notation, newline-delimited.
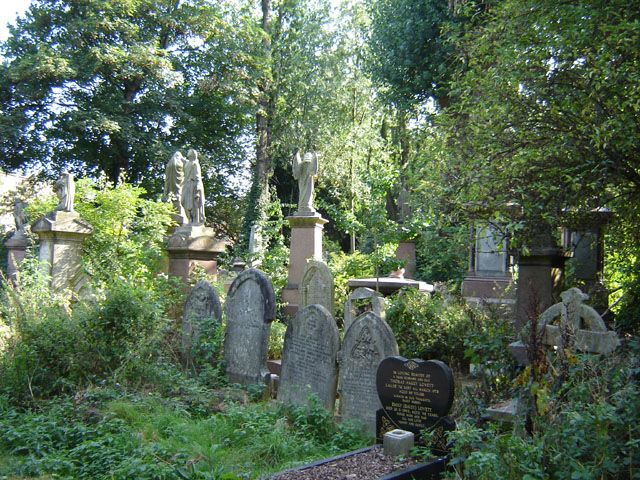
[224, 268, 276, 385]
[299, 259, 334, 315]
[278, 304, 339, 411]
[181, 280, 222, 366]
[339, 311, 399, 436]
[343, 287, 386, 333]
[375, 356, 455, 453]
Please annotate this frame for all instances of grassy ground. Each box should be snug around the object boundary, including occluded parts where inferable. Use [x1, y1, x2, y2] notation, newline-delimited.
[0, 387, 370, 480]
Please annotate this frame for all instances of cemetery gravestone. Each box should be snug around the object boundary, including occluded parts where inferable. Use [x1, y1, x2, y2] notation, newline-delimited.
[224, 268, 276, 385]
[375, 356, 455, 450]
[343, 287, 386, 333]
[278, 304, 339, 411]
[299, 259, 334, 315]
[182, 280, 222, 366]
[339, 312, 399, 436]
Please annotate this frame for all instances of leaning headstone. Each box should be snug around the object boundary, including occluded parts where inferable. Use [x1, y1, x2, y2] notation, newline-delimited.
[181, 280, 222, 366]
[343, 287, 386, 333]
[224, 268, 276, 385]
[375, 356, 455, 452]
[299, 259, 334, 315]
[338, 311, 399, 436]
[278, 304, 339, 411]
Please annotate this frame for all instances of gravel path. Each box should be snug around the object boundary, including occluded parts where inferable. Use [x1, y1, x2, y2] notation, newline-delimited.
[270, 445, 418, 480]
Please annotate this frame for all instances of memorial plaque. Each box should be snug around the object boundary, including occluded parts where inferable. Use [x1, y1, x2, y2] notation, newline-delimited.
[339, 312, 399, 436]
[224, 268, 276, 385]
[278, 304, 339, 411]
[376, 356, 454, 436]
[299, 259, 334, 315]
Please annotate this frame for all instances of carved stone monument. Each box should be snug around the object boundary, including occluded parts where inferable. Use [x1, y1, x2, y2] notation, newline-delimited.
[282, 150, 328, 315]
[31, 173, 93, 292]
[461, 224, 515, 310]
[343, 287, 386, 333]
[181, 280, 222, 367]
[298, 259, 334, 315]
[338, 311, 399, 436]
[278, 304, 339, 411]
[224, 268, 276, 385]
[5, 197, 32, 280]
[164, 149, 225, 282]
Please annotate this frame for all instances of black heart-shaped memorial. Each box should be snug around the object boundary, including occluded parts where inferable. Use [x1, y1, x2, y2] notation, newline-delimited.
[376, 356, 454, 437]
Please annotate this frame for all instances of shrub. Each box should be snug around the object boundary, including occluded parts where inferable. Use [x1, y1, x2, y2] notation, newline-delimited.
[385, 289, 473, 369]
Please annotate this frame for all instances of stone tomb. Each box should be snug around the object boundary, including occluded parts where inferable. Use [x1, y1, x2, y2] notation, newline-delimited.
[278, 304, 339, 411]
[343, 287, 386, 333]
[338, 312, 399, 436]
[181, 280, 222, 367]
[224, 268, 276, 385]
[298, 259, 334, 315]
[375, 356, 455, 452]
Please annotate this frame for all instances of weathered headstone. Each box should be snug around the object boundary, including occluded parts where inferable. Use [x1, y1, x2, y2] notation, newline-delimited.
[343, 287, 386, 333]
[224, 268, 276, 385]
[338, 312, 399, 436]
[375, 356, 455, 445]
[182, 280, 222, 366]
[278, 304, 339, 411]
[299, 259, 334, 315]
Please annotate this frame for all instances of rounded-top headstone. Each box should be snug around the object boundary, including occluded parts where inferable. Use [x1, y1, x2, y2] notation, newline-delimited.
[278, 304, 339, 411]
[182, 280, 222, 364]
[299, 259, 334, 315]
[339, 311, 399, 436]
[376, 356, 454, 436]
[224, 268, 276, 385]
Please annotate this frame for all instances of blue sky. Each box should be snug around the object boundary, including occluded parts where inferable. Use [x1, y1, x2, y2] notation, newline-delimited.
[0, 1, 30, 41]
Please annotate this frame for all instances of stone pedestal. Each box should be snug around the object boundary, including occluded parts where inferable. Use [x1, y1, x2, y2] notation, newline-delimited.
[166, 225, 225, 283]
[515, 246, 566, 331]
[31, 211, 93, 292]
[395, 241, 416, 279]
[282, 213, 328, 315]
[5, 232, 31, 280]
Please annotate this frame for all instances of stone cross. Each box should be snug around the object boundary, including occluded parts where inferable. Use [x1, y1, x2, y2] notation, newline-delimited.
[343, 287, 386, 333]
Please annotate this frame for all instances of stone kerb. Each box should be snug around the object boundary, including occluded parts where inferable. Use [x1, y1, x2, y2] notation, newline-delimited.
[223, 268, 276, 385]
[343, 287, 386, 333]
[181, 280, 222, 367]
[278, 304, 339, 411]
[299, 259, 334, 315]
[338, 311, 399, 436]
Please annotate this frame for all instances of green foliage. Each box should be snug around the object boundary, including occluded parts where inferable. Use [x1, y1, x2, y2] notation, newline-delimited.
[449, 342, 640, 479]
[385, 289, 473, 368]
[268, 320, 286, 359]
[415, 225, 468, 284]
[0, 387, 369, 479]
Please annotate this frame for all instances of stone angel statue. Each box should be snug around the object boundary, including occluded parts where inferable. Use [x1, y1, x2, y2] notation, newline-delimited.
[54, 172, 75, 212]
[163, 150, 187, 222]
[292, 150, 318, 214]
[181, 149, 206, 225]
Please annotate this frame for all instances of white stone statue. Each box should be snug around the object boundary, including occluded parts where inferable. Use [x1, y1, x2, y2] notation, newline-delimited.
[292, 150, 318, 214]
[248, 223, 263, 267]
[13, 197, 28, 233]
[181, 149, 205, 225]
[54, 172, 75, 212]
[163, 150, 187, 222]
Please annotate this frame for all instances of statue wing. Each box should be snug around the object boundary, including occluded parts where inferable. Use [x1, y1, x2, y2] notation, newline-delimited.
[311, 152, 318, 175]
[292, 151, 302, 179]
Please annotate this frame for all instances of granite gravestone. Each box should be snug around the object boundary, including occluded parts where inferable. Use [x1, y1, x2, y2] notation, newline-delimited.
[224, 268, 276, 385]
[299, 259, 334, 315]
[182, 280, 222, 366]
[278, 304, 339, 411]
[343, 287, 386, 333]
[339, 312, 399, 436]
[375, 357, 454, 447]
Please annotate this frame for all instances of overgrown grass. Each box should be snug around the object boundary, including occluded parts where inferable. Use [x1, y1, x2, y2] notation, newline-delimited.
[0, 388, 369, 480]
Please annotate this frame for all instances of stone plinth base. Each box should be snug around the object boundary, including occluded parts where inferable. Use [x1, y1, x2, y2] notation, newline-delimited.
[31, 210, 93, 292]
[5, 232, 31, 280]
[166, 225, 225, 283]
[515, 247, 566, 331]
[283, 213, 328, 316]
